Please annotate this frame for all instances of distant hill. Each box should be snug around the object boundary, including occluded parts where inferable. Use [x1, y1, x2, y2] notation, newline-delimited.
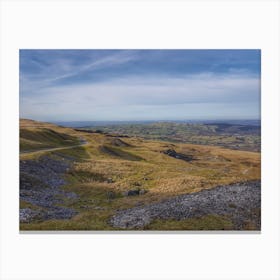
[76, 121, 261, 152]
[53, 119, 261, 128]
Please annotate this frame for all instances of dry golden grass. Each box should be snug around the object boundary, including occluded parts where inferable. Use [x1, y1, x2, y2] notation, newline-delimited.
[58, 133, 260, 222]
[20, 119, 261, 230]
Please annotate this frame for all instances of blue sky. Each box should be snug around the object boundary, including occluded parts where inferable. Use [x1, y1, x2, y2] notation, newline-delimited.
[20, 49, 260, 121]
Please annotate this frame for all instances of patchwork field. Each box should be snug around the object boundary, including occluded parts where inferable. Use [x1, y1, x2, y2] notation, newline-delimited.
[85, 121, 261, 152]
[20, 119, 261, 230]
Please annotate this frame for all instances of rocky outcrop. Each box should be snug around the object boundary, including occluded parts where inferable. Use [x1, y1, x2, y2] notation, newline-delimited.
[123, 189, 147, 196]
[20, 207, 77, 223]
[20, 156, 78, 223]
[163, 149, 194, 162]
[110, 181, 261, 230]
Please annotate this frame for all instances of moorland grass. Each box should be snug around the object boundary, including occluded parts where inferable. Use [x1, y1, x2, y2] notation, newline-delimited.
[19, 119, 261, 230]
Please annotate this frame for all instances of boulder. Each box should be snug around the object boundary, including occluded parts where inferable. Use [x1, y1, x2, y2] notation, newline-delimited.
[123, 189, 140, 196]
[107, 191, 116, 199]
[139, 189, 147, 195]
[107, 178, 114, 183]
[123, 189, 147, 197]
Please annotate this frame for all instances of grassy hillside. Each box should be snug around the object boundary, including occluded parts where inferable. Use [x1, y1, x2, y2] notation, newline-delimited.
[20, 119, 80, 152]
[20, 119, 261, 230]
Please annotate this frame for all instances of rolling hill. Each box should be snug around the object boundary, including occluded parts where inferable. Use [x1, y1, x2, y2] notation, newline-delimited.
[19, 119, 261, 230]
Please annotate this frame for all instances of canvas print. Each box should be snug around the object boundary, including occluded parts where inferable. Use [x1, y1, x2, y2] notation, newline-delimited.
[19, 50, 261, 231]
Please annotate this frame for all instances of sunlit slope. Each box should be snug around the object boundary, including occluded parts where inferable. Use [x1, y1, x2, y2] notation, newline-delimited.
[20, 118, 261, 196]
[79, 134, 260, 197]
[20, 119, 81, 152]
[20, 119, 261, 230]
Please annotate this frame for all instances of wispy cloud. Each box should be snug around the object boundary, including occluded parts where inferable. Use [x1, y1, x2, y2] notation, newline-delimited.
[20, 72, 260, 121]
[20, 50, 139, 92]
[19, 50, 260, 121]
[46, 50, 138, 83]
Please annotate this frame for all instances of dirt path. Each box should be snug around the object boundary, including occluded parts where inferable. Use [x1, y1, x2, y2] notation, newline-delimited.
[20, 141, 88, 156]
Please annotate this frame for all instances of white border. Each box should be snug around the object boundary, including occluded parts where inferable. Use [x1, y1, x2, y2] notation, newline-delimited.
[1, 1, 280, 280]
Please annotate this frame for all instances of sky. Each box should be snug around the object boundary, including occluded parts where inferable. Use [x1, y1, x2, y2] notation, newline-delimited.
[20, 49, 261, 122]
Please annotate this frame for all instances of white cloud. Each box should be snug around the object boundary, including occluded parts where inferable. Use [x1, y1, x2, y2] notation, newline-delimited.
[20, 72, 260, 121]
